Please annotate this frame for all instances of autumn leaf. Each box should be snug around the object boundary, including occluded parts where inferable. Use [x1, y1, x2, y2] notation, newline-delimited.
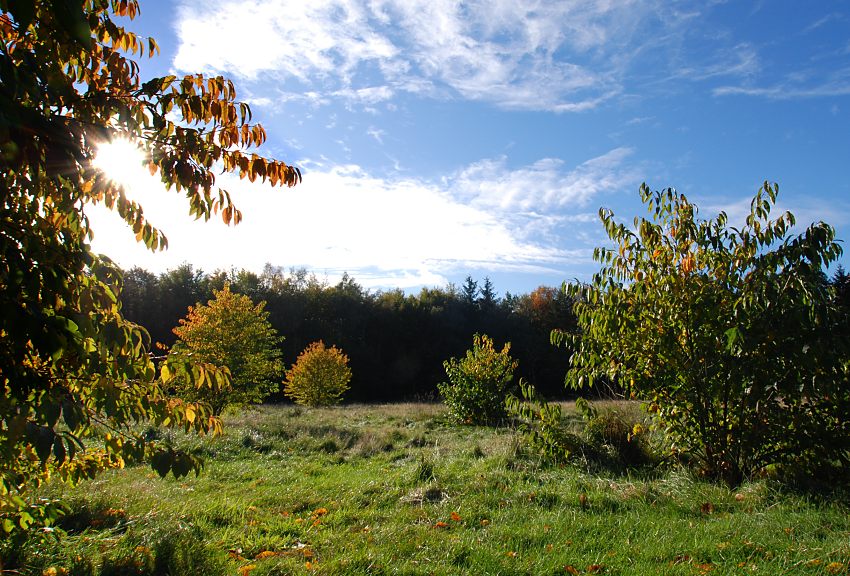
[433, 521, 450, 529]
[450, 511, 462, 522]
[506, 551, 517, 558]
[586, 564, 605, 573]
[254, 550, 278, 559]
[826, 562, 847, 574]
[564, 566, 579, 575]
[237, 564, 256, 576]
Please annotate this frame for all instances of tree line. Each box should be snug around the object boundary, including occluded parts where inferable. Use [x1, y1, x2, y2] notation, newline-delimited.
[120, 265, 578, 402]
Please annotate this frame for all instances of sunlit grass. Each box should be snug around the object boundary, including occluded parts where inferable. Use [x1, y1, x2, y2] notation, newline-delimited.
[23, 403, 850, 575]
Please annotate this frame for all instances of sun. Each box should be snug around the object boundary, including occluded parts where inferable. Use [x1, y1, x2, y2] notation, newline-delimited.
[93, 137, 149, 194]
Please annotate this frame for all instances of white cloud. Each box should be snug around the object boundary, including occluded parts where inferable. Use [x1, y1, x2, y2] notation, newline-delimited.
[171, 0, 670, 112]
[87, 151, 634, 289]
[713, 77, 850, 99]
[450, 148, 639, 213]
[366, 126, 385, 143]
[700, 193, 850, 231]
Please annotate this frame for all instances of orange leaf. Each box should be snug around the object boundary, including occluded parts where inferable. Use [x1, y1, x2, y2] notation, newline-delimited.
[238, 565, 256, 576]
[506, 551, 517, 558]
[450, 511, 462, 522]
[586, 564, 605, 573]
[564, 566, 579, 575]
[433, 521, 449, 529]
[254, 551, 278, 559]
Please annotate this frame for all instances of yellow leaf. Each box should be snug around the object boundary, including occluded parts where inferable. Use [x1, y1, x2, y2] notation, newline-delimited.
[184, 405, 196, 424]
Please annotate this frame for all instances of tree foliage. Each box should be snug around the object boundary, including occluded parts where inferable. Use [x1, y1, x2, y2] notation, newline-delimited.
[0, 0, 297, 535]
[170, 284, 284, 415]
[283, 341, 352, 407]
[120, 267, 576, 403]
[555, 182, 849, 485]
[438, 333, 518, 425]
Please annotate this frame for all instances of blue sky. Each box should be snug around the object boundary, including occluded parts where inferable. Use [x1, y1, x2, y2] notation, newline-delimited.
[90, 0, 850, 295]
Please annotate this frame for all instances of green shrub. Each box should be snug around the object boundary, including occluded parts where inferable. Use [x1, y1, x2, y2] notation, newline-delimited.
[506, 380, 579, 463]
[437, 333, 518, 425]
[576, 398, 656, 469]
[283, 341, 352, 406]
[556, 182, 850, 485]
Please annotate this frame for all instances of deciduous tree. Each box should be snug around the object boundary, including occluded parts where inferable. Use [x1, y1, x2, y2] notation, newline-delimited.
[0, 0, 298, 536]
[555, 183, 849, 485]
[283, 341, 352, 407]
[170, 285, 284, 415]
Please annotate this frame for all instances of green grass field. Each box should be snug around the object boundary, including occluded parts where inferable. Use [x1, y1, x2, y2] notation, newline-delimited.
[19, 403, 850, 575]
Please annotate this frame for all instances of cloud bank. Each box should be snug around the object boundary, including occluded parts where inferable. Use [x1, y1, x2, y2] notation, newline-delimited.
[88, 149, 637, 289]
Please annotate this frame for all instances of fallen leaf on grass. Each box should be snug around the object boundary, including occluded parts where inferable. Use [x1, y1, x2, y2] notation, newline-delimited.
[700, 502, 714, 515]
[237, 564, 256, 576]
[506, 551, 517, 558]
[450, 511, 462, 522]
[586, 564, 605, 573]
[433, 521, 450, 529]
[564, 566, 579, 575]
[254, 550, 278, 559]
[826, 562, 847, 574]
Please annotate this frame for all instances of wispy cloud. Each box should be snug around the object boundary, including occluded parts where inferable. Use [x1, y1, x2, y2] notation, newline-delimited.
[713, 73, 850, 99]
[171, 0, 690, 113]
[450, 148, 640, 213]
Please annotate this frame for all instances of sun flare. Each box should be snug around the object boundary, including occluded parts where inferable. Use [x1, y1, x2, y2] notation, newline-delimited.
[93, 137, 149, 194]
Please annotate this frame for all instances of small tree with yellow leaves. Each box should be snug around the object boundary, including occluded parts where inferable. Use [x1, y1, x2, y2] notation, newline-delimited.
[170, 285, 284, 414]
[283, 341, 352, 407]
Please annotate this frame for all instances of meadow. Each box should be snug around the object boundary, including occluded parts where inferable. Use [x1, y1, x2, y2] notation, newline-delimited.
[24, 403, 850, 576]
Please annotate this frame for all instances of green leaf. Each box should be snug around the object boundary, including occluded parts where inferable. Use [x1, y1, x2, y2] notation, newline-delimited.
[31, 425, 56, 464]
[170, 451, 194, 478]
[151, 450, 172, 478]
[49, 0, 92, 49]
[724, 326, 743, 351]
[53, 435, 67, 463]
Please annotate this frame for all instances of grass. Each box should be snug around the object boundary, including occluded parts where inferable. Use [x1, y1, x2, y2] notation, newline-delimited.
[16, 403, 850, 575]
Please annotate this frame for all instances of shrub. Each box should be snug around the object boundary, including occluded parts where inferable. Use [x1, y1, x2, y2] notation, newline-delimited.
[438, 333, 518, 425]
[283, 341, 352, 406]
[506, 380, 579, 463]
[575, 399, 656, 470]
[555, 182, 849, 485]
